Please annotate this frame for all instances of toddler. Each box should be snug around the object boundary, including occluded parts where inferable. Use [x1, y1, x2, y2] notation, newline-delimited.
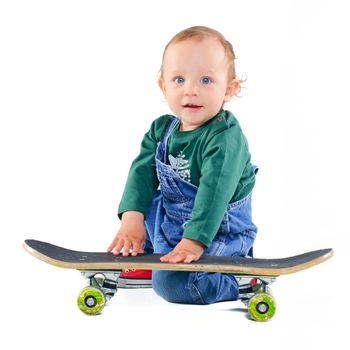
[108, 26, 258, 304]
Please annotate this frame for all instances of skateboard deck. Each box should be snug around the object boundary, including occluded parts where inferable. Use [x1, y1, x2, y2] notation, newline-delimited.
[23, 239, 333, 321]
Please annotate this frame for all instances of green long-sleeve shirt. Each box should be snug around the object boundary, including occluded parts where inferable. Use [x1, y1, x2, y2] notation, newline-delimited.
[118, 110, 256, 247]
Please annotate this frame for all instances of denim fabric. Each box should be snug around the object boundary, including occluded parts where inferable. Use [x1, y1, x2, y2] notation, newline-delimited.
[144, 118, 257, 305]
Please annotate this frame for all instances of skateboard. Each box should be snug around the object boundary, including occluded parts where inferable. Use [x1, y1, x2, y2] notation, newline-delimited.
[23, 239, 333, 321]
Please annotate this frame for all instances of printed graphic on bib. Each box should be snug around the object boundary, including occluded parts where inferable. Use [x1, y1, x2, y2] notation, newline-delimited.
[168, 151, 191, 182]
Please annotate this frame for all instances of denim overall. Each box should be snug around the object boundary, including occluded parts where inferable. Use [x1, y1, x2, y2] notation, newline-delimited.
[144, 118, 258, 304]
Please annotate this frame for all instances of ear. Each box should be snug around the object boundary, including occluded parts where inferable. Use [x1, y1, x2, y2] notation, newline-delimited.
[158, 78, 166, 95]
[224, 79, 240, 102]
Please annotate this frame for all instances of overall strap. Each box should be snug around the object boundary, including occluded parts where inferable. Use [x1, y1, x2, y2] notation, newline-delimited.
[162, 117, 180, 163]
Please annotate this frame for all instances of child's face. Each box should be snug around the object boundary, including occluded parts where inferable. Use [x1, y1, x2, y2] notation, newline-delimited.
[159, 37, 239, 131]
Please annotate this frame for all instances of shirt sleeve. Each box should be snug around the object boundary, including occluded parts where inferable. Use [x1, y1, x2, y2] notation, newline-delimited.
[117, 118, 165, 218]
[182, 125, 251, 247]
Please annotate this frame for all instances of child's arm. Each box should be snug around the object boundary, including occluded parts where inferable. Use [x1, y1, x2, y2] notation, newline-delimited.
[107, 211, 146, 256]
[160, 238, 205, 263]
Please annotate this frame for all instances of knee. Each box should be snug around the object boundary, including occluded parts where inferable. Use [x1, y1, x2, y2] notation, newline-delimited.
[152, 271, 190, 304]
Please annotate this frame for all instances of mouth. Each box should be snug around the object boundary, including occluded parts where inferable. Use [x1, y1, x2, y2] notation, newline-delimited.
[183, 104, 203, 111]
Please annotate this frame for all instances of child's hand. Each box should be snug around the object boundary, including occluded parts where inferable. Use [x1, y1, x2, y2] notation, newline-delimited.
[107, 211, 146, 256]
[160, 238, 205, 263]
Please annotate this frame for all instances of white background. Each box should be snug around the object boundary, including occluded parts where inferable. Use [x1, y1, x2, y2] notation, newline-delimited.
[1, 0, 348, 349]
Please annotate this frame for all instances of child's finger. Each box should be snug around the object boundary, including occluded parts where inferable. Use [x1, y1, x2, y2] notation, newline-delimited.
[167, 252, 186, 263]
[112, 239, 124, 256]
[184, 254, 197, 263]
[160, 254, 169, 262]
[122, 241, 132, 256]
[160, 252, 173, 262]
[107, 237, 118, 252]
[131, 241, 142, 256]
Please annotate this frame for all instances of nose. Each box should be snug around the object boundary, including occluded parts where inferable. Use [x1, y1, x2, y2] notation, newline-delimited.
[184, 81, 199, 96]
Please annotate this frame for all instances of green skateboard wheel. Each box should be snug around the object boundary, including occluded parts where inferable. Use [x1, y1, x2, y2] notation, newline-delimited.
[77, 286, 106, 315]
[248, 292, 276, 322]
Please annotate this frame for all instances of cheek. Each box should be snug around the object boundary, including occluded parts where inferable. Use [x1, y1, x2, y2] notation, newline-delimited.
[207, 89, 227, 104]
[165, 93, 181, 113]
[166, 89, 181, 102]
[165, 93, 177, 104]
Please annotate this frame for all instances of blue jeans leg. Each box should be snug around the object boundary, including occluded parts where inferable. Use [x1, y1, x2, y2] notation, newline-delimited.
[152, 233, 255, 305]
[152, 270, 239, 304]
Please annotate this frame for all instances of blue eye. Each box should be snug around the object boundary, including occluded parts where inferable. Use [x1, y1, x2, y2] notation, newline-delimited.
[200, 76, 212, 85]
[174, 76, 185, 84]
